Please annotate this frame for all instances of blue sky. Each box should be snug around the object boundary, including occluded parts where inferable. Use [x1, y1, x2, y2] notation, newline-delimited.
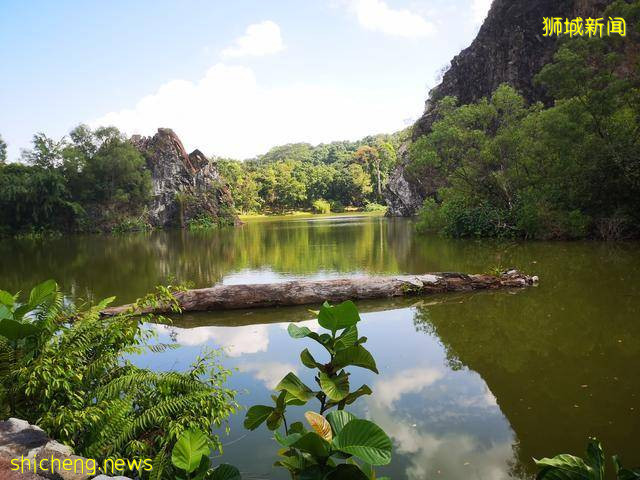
[0, 0, 492, 160]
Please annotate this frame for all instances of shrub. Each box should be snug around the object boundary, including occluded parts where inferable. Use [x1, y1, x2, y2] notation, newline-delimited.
[312, 199, 331, 214]
[329, 200, 345, 213]
[416, 198, 445, 233]
[0, 280, 237, 479]
[187, 214, 219, 231]
[363, 202, 387, 212]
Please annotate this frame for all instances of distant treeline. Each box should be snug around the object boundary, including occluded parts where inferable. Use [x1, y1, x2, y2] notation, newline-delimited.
[0, 126, 152, 236]
[411, 0, 640, 240]
[218, 132, 408, 215]
[0, 124, 406, 236]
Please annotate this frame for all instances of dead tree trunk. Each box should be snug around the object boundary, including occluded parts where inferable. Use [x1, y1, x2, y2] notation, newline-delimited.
[101, 270, 537, 316]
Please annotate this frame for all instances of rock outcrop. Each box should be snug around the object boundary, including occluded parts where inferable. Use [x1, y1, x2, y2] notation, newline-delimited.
[385, 0, 614, 216]
[0, 418, 130, 480]
[131, 128, 240, 228]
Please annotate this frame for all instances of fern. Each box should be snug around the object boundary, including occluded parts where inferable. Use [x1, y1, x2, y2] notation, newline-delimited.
[0, 280, 237, 480]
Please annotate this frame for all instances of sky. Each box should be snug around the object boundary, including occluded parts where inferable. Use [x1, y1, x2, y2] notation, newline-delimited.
[0, 0, 493, 161]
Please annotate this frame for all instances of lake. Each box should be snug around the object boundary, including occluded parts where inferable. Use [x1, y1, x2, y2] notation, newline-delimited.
[1, 215, 639, 479]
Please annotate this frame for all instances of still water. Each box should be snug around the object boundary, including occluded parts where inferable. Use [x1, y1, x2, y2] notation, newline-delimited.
[1, 215, 639, 479]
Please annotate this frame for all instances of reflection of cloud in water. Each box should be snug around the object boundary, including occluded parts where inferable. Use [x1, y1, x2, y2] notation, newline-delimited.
[238, 361, 298, 389]
[278, 318, 320, 332]
[372, 404, 513, 480]
[153, 324, 270, 357]
[457, 384, 498, 409]
[373, 367, 444, 409]
[369, 366, 513, 479]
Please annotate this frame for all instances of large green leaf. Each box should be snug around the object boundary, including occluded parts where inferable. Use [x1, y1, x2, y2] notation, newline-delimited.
[244, 405, 274, 430]
[326, 410, 356, 437]
[0, 290, 15, 307]
[288, 324, 321, 342]
[0, 305, 12, 321]
[266, 409, 284, 431]
[333, 345, 378, 374]
[291, 432, 332, 458]
[28, 279, 57, 308]
[334, 325, 358, 351]
[209, 464, 241, 480]
[300, 348, 322, 369]
[319, 372, 350, 401]
[274, 430, 304, 447]
[171, 429, 211, 474]
[535, 454, 593, 480]
[0, 318, 40, 341]
[275, 372, 315, 402]
[585, 438, 604, 480]
[318, 301, 360, 332]
[341, 385, 372, 405]
[613, 455, 640, 480]
[332, 419, 392, 466]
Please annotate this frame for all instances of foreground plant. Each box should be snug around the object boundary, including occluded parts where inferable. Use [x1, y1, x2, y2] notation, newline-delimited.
[244, 300, 392, 479]
[535, 438, 640, 480]
[171, 428, 240, 480]
[0, 280, 237, 480]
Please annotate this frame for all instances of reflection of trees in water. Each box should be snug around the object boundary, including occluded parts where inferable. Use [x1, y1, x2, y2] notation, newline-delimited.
[1, 217, 410, 302]
[411, 245, 640, 477]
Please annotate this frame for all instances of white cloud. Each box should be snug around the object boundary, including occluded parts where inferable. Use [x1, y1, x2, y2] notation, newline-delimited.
[347, 0, 435, 38]
[221, 20, 284, 58]
[239, 361, 298, 389]
[91, 62, 420, 159]
[471, 0, 492, 25]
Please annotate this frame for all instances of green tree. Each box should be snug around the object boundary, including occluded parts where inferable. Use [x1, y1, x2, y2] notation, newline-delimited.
[20, 132, 66, 168]
[354, 146, 382, 200]
[0, 134, 7, 164]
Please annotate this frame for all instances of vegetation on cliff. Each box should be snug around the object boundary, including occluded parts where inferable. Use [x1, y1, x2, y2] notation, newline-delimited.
[413, 0, 640, 240]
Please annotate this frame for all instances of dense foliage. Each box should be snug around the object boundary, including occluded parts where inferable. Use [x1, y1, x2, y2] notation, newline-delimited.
[244, 300, 392, 479]
[0, 125, 151, 235]
[218, 132, 406, 214]
[0, 280, 237, 479]
[535, 438, 640, 480]
[413, 0, 640, 239]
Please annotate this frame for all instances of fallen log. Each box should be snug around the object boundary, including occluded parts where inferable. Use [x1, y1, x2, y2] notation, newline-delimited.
[101, 270, 538, 316]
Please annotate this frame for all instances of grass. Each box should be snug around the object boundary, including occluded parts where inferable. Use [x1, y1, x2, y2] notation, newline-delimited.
[239, 210, 386, 222]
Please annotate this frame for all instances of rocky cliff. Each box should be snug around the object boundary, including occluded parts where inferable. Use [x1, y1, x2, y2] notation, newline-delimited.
[385, 0, 614, 216]
[131, 129, 239, 228]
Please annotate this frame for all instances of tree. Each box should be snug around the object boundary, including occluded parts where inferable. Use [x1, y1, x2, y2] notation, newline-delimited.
[333, 163, 372, 207]
[354, 146, 382, 200]
[0, 134, 7, 164]
[20, 132, 65, 168]
[219, 158, 261, 214]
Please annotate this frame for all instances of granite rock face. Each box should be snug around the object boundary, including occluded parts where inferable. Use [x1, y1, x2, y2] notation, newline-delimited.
[131, 128, 239, 228]
[0, 418, 130, 480]
[385, 0, 614, 216]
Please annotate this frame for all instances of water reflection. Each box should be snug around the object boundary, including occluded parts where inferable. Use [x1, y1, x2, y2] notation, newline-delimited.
[2, 215, 639, 479]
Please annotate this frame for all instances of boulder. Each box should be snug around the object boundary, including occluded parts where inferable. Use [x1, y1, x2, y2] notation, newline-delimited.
[0, 418, 131, 480]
